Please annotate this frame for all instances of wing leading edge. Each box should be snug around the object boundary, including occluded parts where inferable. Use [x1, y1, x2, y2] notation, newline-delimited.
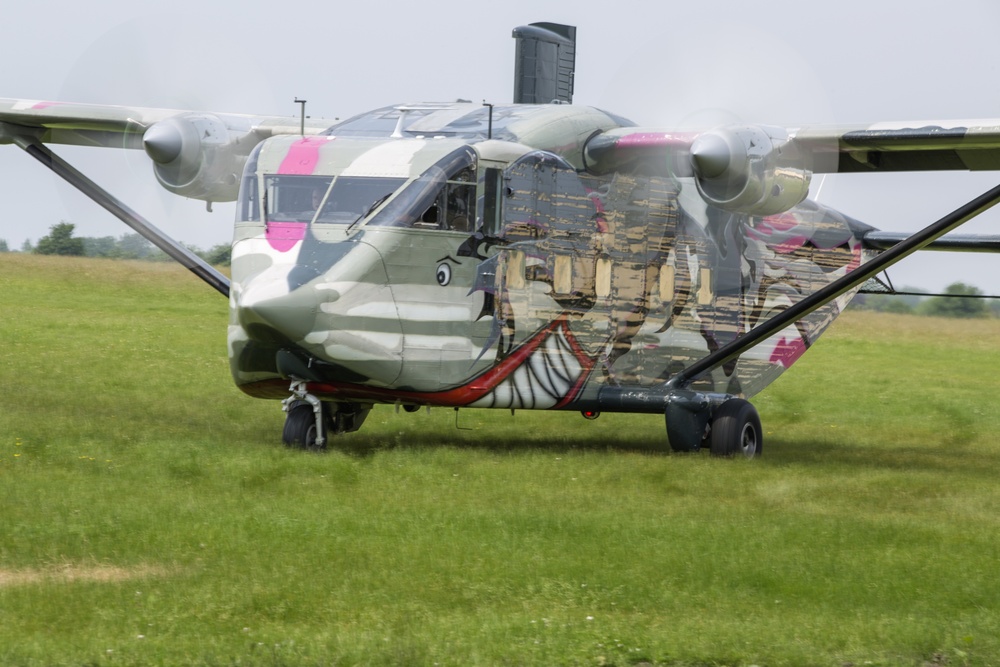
[584, 119, 1000, 179]
[0, 98, 331, 150]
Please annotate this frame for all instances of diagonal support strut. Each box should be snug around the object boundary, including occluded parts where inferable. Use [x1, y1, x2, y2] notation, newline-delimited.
[668, 181, 1000, 390]
[10, 133, 230, 297]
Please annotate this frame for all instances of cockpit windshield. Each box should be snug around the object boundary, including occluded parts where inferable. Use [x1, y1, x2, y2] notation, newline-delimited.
[262, 175, 407, 225]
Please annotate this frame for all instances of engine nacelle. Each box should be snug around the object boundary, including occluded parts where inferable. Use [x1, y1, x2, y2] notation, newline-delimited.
[689, 125, 811, 216]
[143, 113, 256, 202]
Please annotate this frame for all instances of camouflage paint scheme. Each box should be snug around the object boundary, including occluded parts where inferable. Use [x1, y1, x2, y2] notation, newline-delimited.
[5, 84, 1000, 447]
[226, 103, 864, 412]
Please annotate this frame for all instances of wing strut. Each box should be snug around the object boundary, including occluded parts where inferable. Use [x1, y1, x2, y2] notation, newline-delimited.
[10, 134, 230, 297]
[668, 181, 1000, 390]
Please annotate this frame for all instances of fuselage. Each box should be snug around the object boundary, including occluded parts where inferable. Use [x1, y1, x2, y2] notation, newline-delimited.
[227, 103, 865, 411]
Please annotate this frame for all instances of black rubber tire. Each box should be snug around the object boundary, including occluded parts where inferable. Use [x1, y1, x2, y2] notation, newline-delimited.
[710, 398, 762, 458]
[282, 401, 322, 449]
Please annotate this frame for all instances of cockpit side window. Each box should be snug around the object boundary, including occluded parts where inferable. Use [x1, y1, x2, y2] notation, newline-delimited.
[237, 143, 264, 222]
[443, 167, 476, 232]
[366, 147, 478, 231]
[411, 166, 475, 231]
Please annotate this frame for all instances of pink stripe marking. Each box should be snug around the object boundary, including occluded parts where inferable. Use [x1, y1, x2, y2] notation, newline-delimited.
[265, 222, 307, 252]
[277, 137, 328, 175]
[847, 242, 862, 272]
[760, 213, 800, 232]
[769, 336, 807, 368]
[773, 236, 809, 254]
[584, 187, 608, 232]
[615, 131, 696, 149]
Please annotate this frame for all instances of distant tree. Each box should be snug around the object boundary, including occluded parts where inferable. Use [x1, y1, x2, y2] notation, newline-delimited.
[202, 243, 232, 266]
[0, 239, 8, 252]
[918, 282, 989, 318]
[81, 236, 118, 258]
[116, 232, 156, 260]
[20, 239, 33, 253]
[849, 287, 926, 314]
[878, 299, 916, 315]
[34, 222, 84, 256]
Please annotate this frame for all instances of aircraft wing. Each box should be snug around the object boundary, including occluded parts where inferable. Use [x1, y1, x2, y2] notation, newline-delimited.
[0, 98, 327, 150]
[794, 120, 1000, 173]
[585, 120, 1000, 176]
[0, 97, 334, 297]
[583, 119, 1000, 219]
[0, 96, 337, 208]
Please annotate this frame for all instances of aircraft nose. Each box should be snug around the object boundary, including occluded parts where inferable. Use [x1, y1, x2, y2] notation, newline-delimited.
[236, 265, 323, 343]
[233, 240, 404, 387]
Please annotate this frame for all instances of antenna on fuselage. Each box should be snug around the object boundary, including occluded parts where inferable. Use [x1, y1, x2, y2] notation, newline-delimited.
[294, 98, 307, 136]
[391, 107, 410, 139]
[482, 101, 494, 139]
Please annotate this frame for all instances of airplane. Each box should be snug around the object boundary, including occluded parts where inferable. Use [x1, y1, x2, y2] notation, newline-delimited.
[3, 21, 1000, 457]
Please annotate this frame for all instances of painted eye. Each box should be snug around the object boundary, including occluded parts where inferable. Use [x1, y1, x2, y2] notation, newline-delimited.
[436, 263, 452, 286]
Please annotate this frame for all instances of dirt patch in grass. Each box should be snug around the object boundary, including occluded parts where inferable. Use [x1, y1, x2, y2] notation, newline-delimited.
[0, 563, 174, 587]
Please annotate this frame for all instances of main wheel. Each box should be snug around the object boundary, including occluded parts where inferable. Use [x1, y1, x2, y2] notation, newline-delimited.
[710, 398, 762, 458]
[282, 401, 324, 450]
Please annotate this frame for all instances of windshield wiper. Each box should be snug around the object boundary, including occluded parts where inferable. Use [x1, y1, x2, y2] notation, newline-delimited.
[347, 192, 394, 231]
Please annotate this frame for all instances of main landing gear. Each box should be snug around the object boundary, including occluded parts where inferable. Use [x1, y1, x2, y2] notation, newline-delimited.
[281, 381, 371, 450]
[665, 392, 762, 458]
[708, 398, 761, 458]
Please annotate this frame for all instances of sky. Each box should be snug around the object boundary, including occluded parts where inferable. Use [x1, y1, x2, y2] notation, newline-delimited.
[3, 0, 1000, 293]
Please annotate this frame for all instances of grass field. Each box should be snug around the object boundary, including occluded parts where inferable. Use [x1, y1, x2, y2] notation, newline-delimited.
[2, 254, 1000, 666]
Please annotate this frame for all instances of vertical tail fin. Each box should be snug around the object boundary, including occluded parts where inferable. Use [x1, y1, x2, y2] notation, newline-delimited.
[512, 22, 576, 104]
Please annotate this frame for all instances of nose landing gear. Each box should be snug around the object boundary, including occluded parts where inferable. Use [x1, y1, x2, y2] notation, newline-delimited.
[281, 381, 373, 450]
[282, 381, 327, 450]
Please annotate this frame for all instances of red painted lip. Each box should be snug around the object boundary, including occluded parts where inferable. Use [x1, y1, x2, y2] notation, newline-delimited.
[239, 319, 596, 408]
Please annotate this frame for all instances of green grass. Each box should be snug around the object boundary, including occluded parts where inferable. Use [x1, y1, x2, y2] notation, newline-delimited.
[2, 254, 1000, 666]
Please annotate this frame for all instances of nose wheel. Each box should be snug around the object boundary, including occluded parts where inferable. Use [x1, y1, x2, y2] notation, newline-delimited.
[282, 382, 328, 450]
[280, 381, 373, 450]
[282, 400, 327, 449]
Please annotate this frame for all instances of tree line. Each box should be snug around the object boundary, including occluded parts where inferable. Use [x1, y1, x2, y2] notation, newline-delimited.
[2, 223, 996, 318]
[0, 222, 230, 266]
[849, 282, 1000, 318]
